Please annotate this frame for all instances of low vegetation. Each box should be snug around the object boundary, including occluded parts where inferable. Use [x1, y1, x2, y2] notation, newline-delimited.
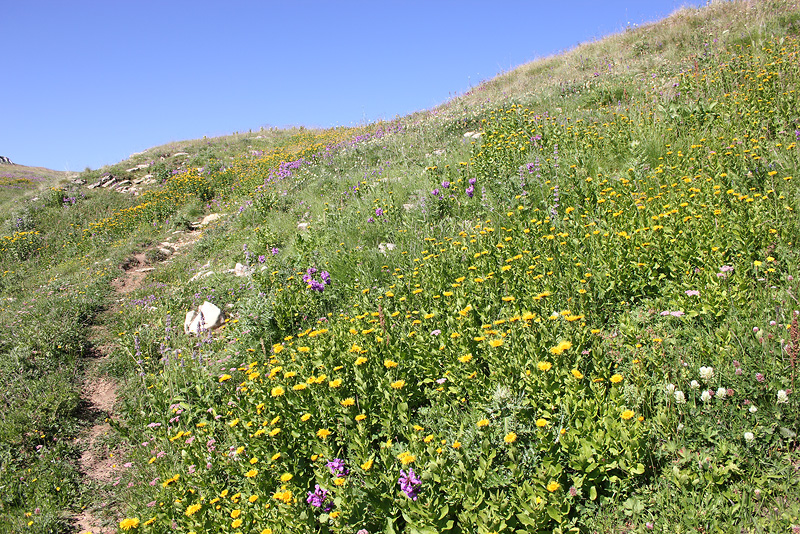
[1, 1, 799, 532]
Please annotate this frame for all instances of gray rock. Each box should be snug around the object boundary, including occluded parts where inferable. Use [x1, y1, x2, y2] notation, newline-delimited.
[185, 301, 225, 334]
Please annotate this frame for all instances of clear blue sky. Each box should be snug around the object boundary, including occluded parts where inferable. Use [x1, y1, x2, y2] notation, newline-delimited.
[2, 0, 701, 172]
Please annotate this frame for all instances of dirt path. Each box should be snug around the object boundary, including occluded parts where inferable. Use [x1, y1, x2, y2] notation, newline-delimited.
[73, 230, 203, 533]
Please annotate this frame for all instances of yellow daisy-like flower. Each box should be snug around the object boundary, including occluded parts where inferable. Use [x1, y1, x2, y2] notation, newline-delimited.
[547, 481, 561, 492]
[452, 441, 461, 449]
[390, 380, 405, 389]
[334, 477, 346, 486]
[268, 428, 281, 437]
[280, 473, 293, 482]
[244, 469, 258, 478]
[298, 346, 310, 353]
[504, 432, 517, 443]
[384, 359, 398, 368]
[361, 458, 373, 471]
[300, 413, 311, 422]
[610, 374, 623, 384]
[219, 374, 232, 383]
[458, 353, 473, 363]
[537, 361, 552, 372]
[489, 339, 504, 348]
[571, 369, 584, 379]
[232, 518, 243, 528]
[621, 409, 635, 420]
[476, 418, 490, 428]
[355, 414, 367, 421]
[549, 340, 572, 355]
[120, 517, 140, 530]
[184, 503, 202, 517]
[293, 383, 307, 391]
[355, 356, 368, 365]
[261, 529, 273, 534]
[329, 379, 342, 388]
[231, 509, 242, 519]
[248, 495, 259, 503]
[316, 428, 331, 439]
[397, 451, 416, 464]
[340, 397, 355, 407]
[271, 386, 284, 397]
[536, 418, 549, 427]
[330, 511, 341, 519]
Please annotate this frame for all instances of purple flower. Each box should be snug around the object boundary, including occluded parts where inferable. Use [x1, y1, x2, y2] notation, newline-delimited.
[431, 188, 440, 197]
[466, 185, 474, 198]
[327, 458, 349, 477]
[367, 217, 375, 223]
[398, 468, 421, 500]
[306, 484, 332, 510]
[468, 177, 477, 185]
[755, 372, 765, 383]
[375, 207, 383, 217]
[257, 255, 266, 263]
[271, 247, 279, 255]
[441, 180, 450, 189]
[685, 290, 700, 297]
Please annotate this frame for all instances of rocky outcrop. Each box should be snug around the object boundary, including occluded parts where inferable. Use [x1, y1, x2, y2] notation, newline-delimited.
[0, 156, 14, 165]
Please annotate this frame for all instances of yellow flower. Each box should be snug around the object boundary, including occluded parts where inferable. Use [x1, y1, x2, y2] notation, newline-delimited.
[610, 374, 623, 384]
[330, 511, 341, 519]
[300, 413, 311, 422]
[489, 339, 503, 348]
[537, 361, 552, 372]
[397, 451, 415, 464]
[391, 379, 405, 389]
[185, 503, 202, 516]
[476, 418, 490, 428]
[231, 509, 242, 519]
[536, 418, 549, 427]
[355, 414, 367, 421]
[355, 356, 368, 365]
[458, 353, 473, 363]
[219, 374, 232, 383]
[621, 409, 635, 420]
[550, 340, 572, 355]
[273, 489, 293, 504]
[547, 481, 561, 492]
[271, 386, 284, 397]
[232, 518, 243, 528]
[329, 378, 342, 388]
[571, 369, 584, 379]
[361, 458, 373, 471]
[504, 432, 517, 443]
[298, 346, 310, 353]
[317, 428, 331, 439]
[244, 469, 258, 478]
[248, 495, 259, 503]
[280, 473, 293, 482]
[261, 529, 273, 534]
[293, 383, 307, 391]
[334, 477, 346, 486]
[340, 397, 355, 407]
[452, 441, 461, 449]
[120, 517, 140, 530]
[384, 359, 398, 368]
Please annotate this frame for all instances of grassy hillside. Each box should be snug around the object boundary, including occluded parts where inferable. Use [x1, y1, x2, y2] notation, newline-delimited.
[1, 1, 800, 532]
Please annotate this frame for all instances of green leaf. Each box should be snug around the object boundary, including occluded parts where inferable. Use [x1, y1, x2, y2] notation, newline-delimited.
[589, 485, 598, 501]
[546, 505, 563, 523]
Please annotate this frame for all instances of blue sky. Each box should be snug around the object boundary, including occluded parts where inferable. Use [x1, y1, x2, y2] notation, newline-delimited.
[1, 1, 701, 172]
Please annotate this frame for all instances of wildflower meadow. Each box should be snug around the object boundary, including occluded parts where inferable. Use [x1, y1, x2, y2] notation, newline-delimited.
[1, 1, 799, 533]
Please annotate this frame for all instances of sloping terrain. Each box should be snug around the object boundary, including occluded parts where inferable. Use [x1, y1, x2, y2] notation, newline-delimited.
[1, 1, 799, 533]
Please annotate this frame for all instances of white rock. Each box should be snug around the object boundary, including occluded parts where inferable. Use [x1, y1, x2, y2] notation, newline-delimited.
[297, 222, 310, 231]
[200, 213, 221, 226]
[186, 301, 225, 334]
[232, 262, 254, 277]
[173, 152, 189, 157]
[158, 247, 173, 256]
[184, 310, 198, 334]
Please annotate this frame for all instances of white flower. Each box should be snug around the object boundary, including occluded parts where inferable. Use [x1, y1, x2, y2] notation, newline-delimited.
[699, 366, 714, 381]
[674, 390, 686, 404]
[716, 387, 727, 400]
[777, 390, 789, 404]
[677, 423, 684, 431]
[666, 383, 676, 394]
[701, 390, 712, 402]
[690, 380, 700, 389]
[749, 405, 758, 413]
[744, 431, 755, 443]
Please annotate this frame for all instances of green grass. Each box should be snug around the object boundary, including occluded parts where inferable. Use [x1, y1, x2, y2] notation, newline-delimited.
[2, 1, 800, 532]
